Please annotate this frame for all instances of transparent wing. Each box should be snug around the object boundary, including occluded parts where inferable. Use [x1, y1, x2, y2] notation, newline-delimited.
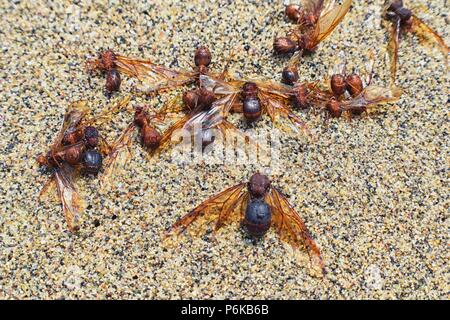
[331, 50, 347, 77]
[52, 101, 89, 152]
[301, 0, 326, 15]
[296, 81, 333, 112]
[266, 187, 325, 275]
[259, 91, 309, 135]
[199, 74, 241, 95]
[54, 164, 84, 232]
[150, 114, 192, 157]
[84, 95, 131, 127]
[311, 0, 352, 46]
[387, 18, 401, 86]
[115, 55, 197, 94]
[411, 15, 449, 57]
[184, 93, 239, 131]
[158, 93, 190, 115]
[363, 50, 376, 87]
[341, 85, 402, 111]
[99, 123, 135, 189]
[165, 183, 248, 238]
[250, 79, 293, 99]
[319, 0, 336, 15]
[39, 175, 58, 203]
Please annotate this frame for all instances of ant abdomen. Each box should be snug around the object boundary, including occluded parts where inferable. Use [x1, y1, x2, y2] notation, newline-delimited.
[326, 99, 343, 118]
[273, 37, 297, 54]
[331, 74, 347, 96]
[141, 125, 161, 150]
[282, 65, 299, 85]
[346, 74, 363, 97]
[242, 198, 272, 237]
[82, 149, 103, 174]
[105, 69, 121, 93]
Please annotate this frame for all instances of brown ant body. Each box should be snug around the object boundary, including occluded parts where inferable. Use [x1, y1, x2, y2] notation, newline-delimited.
[86, 46, 220, 95]
[37, 98, 129, 231]
[384, 0, 448, 84]
[274, 1, 352, 62]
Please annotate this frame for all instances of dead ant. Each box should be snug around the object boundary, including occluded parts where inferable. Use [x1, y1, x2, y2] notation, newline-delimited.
[165, 172, 325, 276]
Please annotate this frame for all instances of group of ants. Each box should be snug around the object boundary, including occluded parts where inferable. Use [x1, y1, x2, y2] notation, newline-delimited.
[36, 1, 447, 276]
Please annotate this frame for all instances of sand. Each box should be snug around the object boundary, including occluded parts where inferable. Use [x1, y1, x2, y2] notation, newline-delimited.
[0, 0, 448, 299]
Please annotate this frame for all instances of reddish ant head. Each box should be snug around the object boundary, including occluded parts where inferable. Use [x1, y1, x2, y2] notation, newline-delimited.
[84, 126, 99, 148]
[36, 153, 49, 167]
[105, 69, 121, 93]
[134, 106, 148, 127]
[330, 74, 347, 96]
[285, 4, 301, 22]
[64, 145, 84, 165]
[63, 129, 83, 146]
[282, 65, 299, 85]
[242, 82, 258, 97]
[346, 74, 363, 97]
[248, 173, 271, 198]
[273, 37, 297, 54]
[292, 83, 309, 109]
[194, 46, 212, 68]
[326, 98, 342, 118]
[183, 88, 215, 110]
[141, 125, 161, 150]
[99, 50, 117, 70]
[37, 151, 60, 167]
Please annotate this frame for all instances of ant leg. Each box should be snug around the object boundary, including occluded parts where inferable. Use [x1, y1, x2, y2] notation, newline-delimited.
[322, 111, 330, 127]
[218, 49, 236, 81]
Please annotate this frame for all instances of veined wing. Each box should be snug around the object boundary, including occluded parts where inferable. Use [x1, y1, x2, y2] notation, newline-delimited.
[387, 18, 401, 86]
[99, 123, 135, 189]
[199, 74, 241, 95]
[184, 93, 239, 131]
[411, 15, 449, 57]
[54, 164, 84, 232]
[250, 79, 293, 99]
[311, 0, 352, 47]
[259, 91, 309, 135]
[115, 55, 197, 93]
[266, 187, 325, 276]
[165, 183, 248, 238]
[341, 85, 402, 110]
[52, 101, 89, 152]
[301, 0, 326, 15]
